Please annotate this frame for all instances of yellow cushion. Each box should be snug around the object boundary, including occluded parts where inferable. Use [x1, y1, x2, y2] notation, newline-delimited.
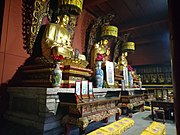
[141, 121, 166, 135]
[99, 125, 121, 135]
[144, 106, 151, 111]
[87, 129, 107, 135]
[87, 118, 135, 135]
[141, 130, 155, 135]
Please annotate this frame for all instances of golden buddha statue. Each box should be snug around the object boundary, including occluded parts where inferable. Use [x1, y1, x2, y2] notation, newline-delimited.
[90, 39, 109, 70]
[98, 39, 109, 55]
[41, 14, 73, 59]
[118, 52, 128, 72]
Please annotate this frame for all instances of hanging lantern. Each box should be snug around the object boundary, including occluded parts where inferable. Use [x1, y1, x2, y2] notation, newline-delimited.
[101, 26, 118, 38]
[121, 42, 135, 52]
[58, 0, 84, 15]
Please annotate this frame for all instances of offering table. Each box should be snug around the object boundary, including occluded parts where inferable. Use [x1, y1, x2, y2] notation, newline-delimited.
[58, 93, 121, 135]
[118, 89, 145, 115]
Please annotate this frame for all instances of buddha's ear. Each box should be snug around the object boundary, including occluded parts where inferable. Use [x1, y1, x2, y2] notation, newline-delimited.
[55, 16, 61, 23]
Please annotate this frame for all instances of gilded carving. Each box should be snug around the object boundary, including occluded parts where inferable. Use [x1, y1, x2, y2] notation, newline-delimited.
[22, 0, 49, 54]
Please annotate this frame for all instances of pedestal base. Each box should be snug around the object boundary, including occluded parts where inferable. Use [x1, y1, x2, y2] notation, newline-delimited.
[4, 87, 73, 134]
[9, 64, 93, 88]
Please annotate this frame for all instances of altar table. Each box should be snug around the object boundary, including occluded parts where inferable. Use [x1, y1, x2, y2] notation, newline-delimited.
[58, 93, 121, 135]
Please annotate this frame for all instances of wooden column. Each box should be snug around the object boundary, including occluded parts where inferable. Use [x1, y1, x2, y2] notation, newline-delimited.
[168, 0, 180, 134]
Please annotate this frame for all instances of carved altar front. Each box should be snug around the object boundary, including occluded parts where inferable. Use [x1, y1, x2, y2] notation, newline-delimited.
[58, 93, 121, 134]
[118, 90, 145, 115]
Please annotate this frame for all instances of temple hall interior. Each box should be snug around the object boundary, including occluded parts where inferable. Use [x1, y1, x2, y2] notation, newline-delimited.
[0, 0, 179, 135]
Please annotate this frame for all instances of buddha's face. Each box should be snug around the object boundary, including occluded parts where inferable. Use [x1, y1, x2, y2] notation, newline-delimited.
[61, 14, 69, 27]
[106, 48, 110, 55]
[102, 39, 108, 45]
[122, 52, 128, 57]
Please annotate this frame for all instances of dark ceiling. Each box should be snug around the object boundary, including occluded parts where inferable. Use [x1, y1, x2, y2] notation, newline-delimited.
[84, 0, 169, 49]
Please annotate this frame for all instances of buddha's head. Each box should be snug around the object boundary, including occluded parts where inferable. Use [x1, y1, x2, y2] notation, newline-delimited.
[100, 39, 108, 47]
[103, 39, 108, 45]
[56, 14, 70, 27]
[122, 52, 128, 57]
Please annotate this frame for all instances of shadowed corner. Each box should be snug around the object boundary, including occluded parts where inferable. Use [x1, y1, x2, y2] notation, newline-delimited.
[0, 83, 9, 120]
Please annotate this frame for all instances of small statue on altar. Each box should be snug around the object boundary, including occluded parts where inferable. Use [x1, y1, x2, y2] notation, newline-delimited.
[74, 48, 79, 59]
[158, 74, 165, 83]
[41, 13, 73, 59]
[151, 74, 157, 83]
[117, 52, 128, 72]
[117, 52, 129, 86]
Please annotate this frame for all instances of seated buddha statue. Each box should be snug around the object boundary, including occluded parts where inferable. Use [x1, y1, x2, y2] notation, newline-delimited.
[90, 39, 109, 70]
[41, 14, 73, 59]
[117, 52, 128, 72]
[98, 39, 109, 55]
